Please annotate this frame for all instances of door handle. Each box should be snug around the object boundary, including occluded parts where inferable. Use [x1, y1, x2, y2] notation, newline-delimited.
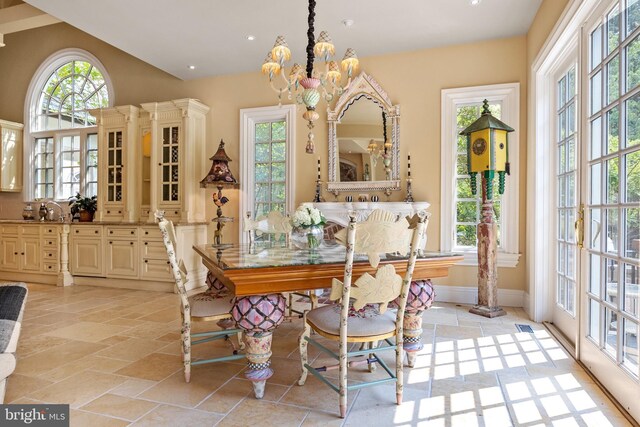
[575, 203, 585, 249]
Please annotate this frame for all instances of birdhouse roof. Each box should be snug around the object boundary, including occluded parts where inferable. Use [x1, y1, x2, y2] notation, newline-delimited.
[459, 100, 515, 136]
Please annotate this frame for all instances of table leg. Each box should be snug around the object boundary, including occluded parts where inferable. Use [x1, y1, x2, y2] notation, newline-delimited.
[403, 280, 435, 368]
[231, 294, 286, 399]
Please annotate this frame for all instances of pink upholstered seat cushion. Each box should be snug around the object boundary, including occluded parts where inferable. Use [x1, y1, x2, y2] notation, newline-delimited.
[306, 304, 397, 338]
[188, 292, 234, 318]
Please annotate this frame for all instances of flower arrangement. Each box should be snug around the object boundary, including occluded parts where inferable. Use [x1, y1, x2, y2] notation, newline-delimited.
[291, 206, 326, 228]
[291, 206, 326, 249]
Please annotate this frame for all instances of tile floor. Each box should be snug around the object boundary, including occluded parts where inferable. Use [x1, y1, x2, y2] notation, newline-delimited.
[5, 283, 634, 426]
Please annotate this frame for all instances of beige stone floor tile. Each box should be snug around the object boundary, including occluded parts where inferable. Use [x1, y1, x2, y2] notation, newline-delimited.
[436, 324, 483, 339]
[140, 362, 244, 407]
[258, 356, 307, 386]
[41, 355, 132, 382]
[197, 378, 289, 413]
[81, 393, 158, 421]
[95, 338, 168, 362]
[156, 332, 181, 342]
[44, 321, 129, 343]
[106, 318, 148, 327]
[99, 335, 131, 346]
[5, 374, 53, 402]
[15, 340, 106, 377]
[110, 378, 158, 398]
[301, 410, 345, 426]
[281, 375, 360, 414]
[70, 409, 130, 427]
[25, 311, 82, 326]
[217, 398, 309, 427]
[116, 352, 182, 381]
[131, 404, 221, 427]
[344, 383, 431, 426]
[17, 335, 71, 358]
[8, 397, 46, 404]
[138, 307, 180, 323]
[121, 322, 173, 340]
[28, 370, 127, 408]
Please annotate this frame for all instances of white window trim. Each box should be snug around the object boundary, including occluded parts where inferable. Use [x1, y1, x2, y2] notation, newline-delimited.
[440, 82, 521, 268]
[239, 105, 296, 244]
[528, 0, 602, 321]
[23, 48, 114, 201]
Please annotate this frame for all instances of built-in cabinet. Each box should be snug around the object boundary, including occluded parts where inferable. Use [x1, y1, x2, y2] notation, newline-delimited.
[0, 224, 64, 276]
[0, 120, 24, 192]
[69, 223, 206, 290]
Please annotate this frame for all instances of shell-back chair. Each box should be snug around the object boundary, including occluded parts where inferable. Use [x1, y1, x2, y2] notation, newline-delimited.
[297, 209, 429, 418]
[244, 210, 317, 317]
[156, 211, 244, 382]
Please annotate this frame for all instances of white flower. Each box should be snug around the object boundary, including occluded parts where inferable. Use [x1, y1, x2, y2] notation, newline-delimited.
[292, 206, 325, 228]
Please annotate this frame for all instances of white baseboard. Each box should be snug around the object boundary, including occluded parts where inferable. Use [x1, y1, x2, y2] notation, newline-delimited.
[434, 285, 524, 307]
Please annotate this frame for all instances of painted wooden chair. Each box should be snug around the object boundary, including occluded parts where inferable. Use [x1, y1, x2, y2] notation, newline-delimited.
[244, 210, 317, 317]
[297, 209, 429, 418]
[156, 211, 244, 382]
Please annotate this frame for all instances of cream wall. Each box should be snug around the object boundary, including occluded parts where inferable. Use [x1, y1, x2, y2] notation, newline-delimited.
[0, 5, 569, 293]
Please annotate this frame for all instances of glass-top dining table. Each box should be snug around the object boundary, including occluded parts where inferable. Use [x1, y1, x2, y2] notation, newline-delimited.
[192, 242, 463, 399]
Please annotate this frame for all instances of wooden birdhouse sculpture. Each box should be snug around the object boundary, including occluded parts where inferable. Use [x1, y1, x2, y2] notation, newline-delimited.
[459, 100, 514, 199]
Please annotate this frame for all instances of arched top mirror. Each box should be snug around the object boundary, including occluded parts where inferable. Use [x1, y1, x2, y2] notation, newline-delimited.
[327, 72, 400, 193]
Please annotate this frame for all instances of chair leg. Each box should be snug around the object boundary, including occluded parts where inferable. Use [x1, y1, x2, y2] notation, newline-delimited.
[368, 341, 377, 372]
[297, 316, 311, 386]
[181, 313, 192, 383]
[288, 293, 294, 318]
[309, 292, 318, 310]
[396, 341, 403, 405]
[237, 331, 245, 351]
[339, 339, 348, 418]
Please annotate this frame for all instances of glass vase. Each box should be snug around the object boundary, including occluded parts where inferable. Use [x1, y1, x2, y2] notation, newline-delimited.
[291, 225, 324, 250]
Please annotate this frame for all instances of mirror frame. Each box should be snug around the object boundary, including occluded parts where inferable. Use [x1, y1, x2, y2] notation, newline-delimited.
[327, 72, 400, 193]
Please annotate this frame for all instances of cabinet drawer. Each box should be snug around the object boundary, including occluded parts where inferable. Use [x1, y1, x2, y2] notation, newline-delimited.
[106, 227, 138, 238]
[140, 227, 162, 240]
[141, 258, 173, 281]
[43, 238, 59, 248]
[42, 262, 59, 274]
[141, 241, 167, 258]
[41, 226, 59, 235]
[42, 250, 58, 260]
[1, 225, 19, 235]
[72, 226, 103, 237]
[21, 226, 41, 236]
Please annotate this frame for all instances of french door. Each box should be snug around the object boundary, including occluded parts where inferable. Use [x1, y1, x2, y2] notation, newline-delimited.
[580, 0, 640, 418]
[553, 58, 580, 347]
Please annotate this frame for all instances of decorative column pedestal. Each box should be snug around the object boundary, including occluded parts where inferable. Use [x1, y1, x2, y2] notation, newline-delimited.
[401, 279, 436, 367]
[231, 294, 286, 399]
[469, 177, 506, 318]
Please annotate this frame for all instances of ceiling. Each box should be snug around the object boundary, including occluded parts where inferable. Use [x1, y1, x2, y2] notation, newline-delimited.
[24, 0, 542, 80]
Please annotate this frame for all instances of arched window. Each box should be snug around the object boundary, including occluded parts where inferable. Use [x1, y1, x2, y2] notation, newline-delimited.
[25, 49, 113, 200]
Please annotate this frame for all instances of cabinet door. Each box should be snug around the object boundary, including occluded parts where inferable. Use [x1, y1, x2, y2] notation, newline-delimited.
[159, 125, 180, 206]
[1, 124, 23, 192]
[1, 237, 19, 270]
[141, 258, 173, 281]
[106, 240, 138, 278]
[71, 238, 103, 276]
[21, 237, 40, 271]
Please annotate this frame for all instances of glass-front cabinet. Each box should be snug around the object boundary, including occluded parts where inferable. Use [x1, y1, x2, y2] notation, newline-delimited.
[90, 105, 139, 222]
[140, 99, 209, 223]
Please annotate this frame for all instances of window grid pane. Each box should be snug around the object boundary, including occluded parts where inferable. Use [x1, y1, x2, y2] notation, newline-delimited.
[59, 135, 80, 200]
[454, 103, 503, 249]
[34, 137, 54, 199]
[253, 120, 287, 243]
[588, 1, 640, 378]
[86, 133, 98, 197]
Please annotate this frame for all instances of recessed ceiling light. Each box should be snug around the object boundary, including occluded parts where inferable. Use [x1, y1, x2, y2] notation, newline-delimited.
[247, 35, 256, 41]
[187, 65, 196, 70]
[470, 0, 481, 5]
[342, 19, 354, 28]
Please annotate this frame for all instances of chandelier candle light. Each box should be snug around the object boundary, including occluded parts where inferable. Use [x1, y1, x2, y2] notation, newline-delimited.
[261, 0, 359, 154]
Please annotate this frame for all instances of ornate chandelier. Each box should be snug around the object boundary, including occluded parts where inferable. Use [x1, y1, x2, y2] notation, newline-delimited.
[261, 0, 359, 154]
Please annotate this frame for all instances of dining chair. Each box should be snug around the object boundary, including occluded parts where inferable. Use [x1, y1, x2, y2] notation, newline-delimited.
[244, 210, 317, 317]
[297, 209, 429, 418]
[156, 211, 244, 382]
